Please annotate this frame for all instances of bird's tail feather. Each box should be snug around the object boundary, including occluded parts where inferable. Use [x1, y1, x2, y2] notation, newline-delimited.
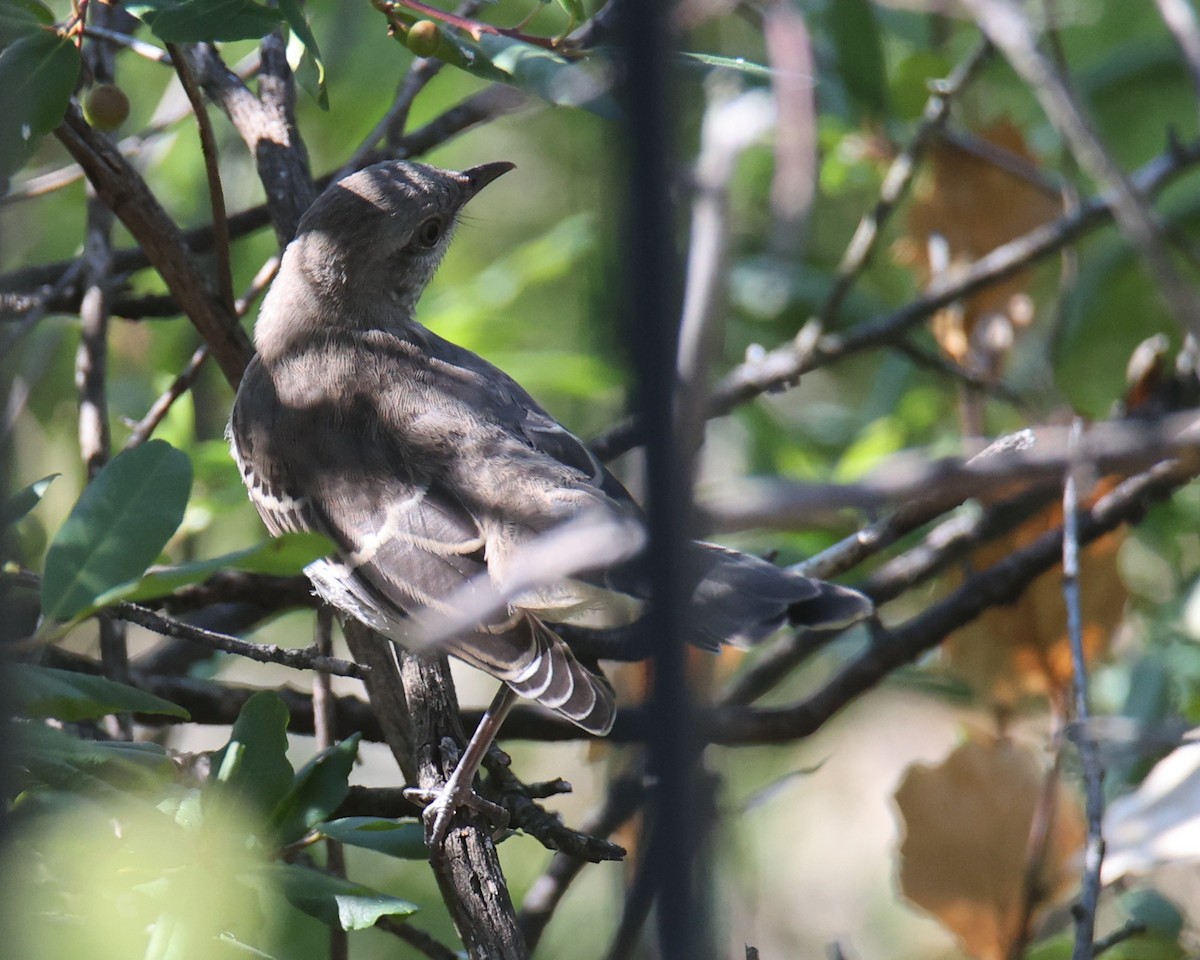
[447, 615, 615, 735]
[688, 541, 873, 649]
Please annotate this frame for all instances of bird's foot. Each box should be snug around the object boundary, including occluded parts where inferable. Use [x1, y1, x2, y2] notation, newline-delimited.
[404, 737, 510, 850]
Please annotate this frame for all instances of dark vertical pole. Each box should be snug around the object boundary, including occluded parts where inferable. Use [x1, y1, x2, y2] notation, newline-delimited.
[614, 2, 698, 959]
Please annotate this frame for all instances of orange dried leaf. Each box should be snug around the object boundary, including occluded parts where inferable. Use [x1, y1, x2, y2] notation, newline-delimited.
[894, 735, 1085, 960]
[942, 481, 1126, 708]
[896, 119, 1062, 371]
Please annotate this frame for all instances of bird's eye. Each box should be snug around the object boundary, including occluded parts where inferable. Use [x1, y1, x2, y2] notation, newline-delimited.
[414, 217, 444, 248]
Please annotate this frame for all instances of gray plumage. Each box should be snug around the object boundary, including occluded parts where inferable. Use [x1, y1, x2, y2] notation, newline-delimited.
[229, 160, 872, 736]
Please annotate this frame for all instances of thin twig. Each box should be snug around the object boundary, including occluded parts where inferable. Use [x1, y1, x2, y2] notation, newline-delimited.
[122, 256, 277, 449]
[374, 917, 460, 960]
[676, 84, 774, 487]
[110, 600, 367, 678]
[77, 202, 114, 479]
[83, 24, 172, 64]
[703, 409, 1200, 531]
[334, 56, 445, 183]
[518, 774, 645, 950]
[1009, 742, 1068, 960]
[1062, 419, 1106, 960]
[312, 606, 347, 960]
[54, 106, 253, 387]
[893, 336, 1028, 408]
[122, 345, 209, 450]
[380, 0, 557, 49]
[1091, 920, 1148, 957]
[819, 38, 992, 326]
[167, 42, 235, 313]
[483, 752, 626, 862]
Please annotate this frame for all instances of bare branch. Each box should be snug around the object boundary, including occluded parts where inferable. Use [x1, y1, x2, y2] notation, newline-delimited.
[183, 39, 316, 244]
[53, 108, 253, 387]
[711, 451, 1200, 745]
[110, 600, 367, 678]
[703, 410, 1200, 531]
[1062, 420, 1107, 960]
[965, 0, 1200, 337]
[122, 256, 276, 449]
[590, 137, 1200, 460]
[82, 24, 173, 64]
[820, 38, 992, 326]
[519, 774, 646, 949]
[397, 649, 529, 958]
[168, 42, 235, 313]
[375, 917, 460, 960]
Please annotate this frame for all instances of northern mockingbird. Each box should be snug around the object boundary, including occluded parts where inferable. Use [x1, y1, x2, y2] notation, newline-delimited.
[230, 160, 872, 843]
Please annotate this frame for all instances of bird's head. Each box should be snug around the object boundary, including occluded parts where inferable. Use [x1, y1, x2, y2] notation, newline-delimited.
[255, 160, 514, 354]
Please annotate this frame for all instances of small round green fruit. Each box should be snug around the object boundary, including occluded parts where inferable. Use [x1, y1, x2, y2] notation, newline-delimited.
[406, 19, 442, 58]
[83, 84, 130, 132]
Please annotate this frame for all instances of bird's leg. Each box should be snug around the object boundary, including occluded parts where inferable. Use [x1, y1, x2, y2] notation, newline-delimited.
[405, 682, 520, 850]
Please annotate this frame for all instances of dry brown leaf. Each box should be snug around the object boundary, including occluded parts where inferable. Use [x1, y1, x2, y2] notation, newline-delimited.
[895, 735, 1085, 960]
[894, 119, 1062, 375]
[942, 480, 1126, 709]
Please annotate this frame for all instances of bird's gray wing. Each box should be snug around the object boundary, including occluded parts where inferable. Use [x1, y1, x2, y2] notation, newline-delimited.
[232, 348, 616, 733]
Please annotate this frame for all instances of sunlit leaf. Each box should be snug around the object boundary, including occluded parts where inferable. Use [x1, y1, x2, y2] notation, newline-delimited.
[0, 473, 57, 529]
[279, 0, 327, 109]
[269, 733, 361, 844]
[41, 440, 192, 624]
[383, 8, 618, 118]
[94, 530, 333, 607]
[209, 691, 294, 819]
[270, 863, 418, 930]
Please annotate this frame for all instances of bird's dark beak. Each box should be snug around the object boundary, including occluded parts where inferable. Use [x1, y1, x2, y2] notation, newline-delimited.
[461, 161, 516, 200]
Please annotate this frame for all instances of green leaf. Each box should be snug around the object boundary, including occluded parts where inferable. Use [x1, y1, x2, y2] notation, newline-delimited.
[145, 0, 282, 43]
[890, 50, 952, 121]
[9, 664, 190, 720]
[384, 10, 618, 118]
[0, 473, 57, 529]
[478, 33, 615, 115]
[41, 440, 192, 624]
[94, 531, 334, 608]
[270, 863, 418, 930]
[825, 0, 888, 118]
[209, 691, 294, 818]
[11, 722, 178, 796]
[318, 817, 428, 859]
[0, 0, 54, 48]
[268, 733, 361, 844]
[677, 51, 773, 81]
[278, 0, 327, 109]
[0, 28, 80, 184]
